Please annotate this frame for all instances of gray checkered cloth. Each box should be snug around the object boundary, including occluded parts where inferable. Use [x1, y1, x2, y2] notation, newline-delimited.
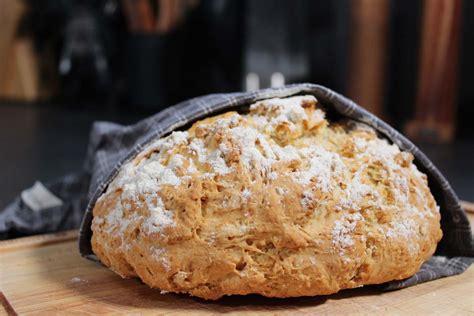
[2, 84, 473, 290]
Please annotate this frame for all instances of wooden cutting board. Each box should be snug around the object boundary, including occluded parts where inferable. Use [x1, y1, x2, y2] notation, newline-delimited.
[1, 205, 473, 315]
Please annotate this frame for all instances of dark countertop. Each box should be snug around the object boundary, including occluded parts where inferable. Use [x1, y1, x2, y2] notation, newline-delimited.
[0, 103, 147, 209]
[0, 103, 473, 211]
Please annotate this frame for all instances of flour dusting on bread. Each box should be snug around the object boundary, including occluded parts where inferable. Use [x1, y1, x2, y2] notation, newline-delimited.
[91, 95, 442, 300]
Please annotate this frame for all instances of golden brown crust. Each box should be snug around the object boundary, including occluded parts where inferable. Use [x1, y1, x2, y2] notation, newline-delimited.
[91, 95, 442, 300]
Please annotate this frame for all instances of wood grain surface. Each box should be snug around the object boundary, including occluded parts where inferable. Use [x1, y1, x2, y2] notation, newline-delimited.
[1, 206, 473, 315]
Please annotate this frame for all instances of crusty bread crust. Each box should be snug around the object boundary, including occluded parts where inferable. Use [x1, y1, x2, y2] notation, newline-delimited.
[91, 96, 442, 300]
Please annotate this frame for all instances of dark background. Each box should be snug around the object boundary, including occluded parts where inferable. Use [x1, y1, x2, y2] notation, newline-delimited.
[0, 0, 473, 211]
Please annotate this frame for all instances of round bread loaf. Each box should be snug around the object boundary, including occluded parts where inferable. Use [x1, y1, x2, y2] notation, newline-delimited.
[91, 95, 442, 300]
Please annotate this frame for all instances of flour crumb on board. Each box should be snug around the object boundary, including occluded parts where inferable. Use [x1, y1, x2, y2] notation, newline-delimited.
[70, 277, 88, 284]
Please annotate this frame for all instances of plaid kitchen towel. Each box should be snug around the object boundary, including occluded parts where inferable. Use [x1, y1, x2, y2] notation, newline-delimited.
[1, 84, 473, 290]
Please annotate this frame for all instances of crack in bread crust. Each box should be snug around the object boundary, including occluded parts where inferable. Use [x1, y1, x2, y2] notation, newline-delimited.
[91, 95, 442, 300]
